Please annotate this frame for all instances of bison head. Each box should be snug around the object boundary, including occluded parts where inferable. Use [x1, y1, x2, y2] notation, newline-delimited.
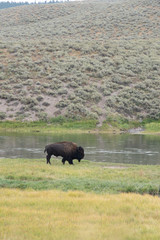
[77, 146, 84, 162]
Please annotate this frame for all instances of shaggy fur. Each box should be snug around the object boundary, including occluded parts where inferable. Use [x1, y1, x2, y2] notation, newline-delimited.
[44, 141, 84, 165]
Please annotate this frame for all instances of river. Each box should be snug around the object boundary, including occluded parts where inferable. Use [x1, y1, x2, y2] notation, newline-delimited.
[0, 132, 159, 165]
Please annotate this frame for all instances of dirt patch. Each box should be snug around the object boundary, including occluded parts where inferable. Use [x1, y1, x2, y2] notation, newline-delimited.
[128, 127, 144, 134]
[102, 166, 128, 169]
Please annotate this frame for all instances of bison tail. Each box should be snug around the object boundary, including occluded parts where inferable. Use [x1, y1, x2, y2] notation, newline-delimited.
[44, 148, 46, 153]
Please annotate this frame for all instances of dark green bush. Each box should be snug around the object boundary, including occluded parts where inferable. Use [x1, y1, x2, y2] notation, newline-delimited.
[0, 112, 6, 120]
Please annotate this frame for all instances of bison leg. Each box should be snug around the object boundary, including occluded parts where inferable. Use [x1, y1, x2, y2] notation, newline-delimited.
[68, 159, 73, 165]
[46, 154, 51, 164]
[62, 158, 66, 165]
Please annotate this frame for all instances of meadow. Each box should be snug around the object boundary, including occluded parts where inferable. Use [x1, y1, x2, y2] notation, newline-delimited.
[1, 189, 160, 240]
[1, 158, 160, 195]
[0, 158, 160, 240]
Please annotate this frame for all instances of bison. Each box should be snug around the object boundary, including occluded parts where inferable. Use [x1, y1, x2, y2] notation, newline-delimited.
[44, 141, 85, 165]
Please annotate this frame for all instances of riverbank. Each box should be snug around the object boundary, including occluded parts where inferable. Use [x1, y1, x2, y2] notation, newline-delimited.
[0, 119, 160, 134]
[1, 158, 160, 195]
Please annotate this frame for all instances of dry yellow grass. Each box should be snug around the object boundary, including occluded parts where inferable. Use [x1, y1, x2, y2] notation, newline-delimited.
[0, 189, 160, 240]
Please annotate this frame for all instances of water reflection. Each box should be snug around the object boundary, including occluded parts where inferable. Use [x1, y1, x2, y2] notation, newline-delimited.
[0, 132, 159, 165]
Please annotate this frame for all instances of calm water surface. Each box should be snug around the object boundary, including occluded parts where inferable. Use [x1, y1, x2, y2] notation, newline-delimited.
[0, 132, 159, 165]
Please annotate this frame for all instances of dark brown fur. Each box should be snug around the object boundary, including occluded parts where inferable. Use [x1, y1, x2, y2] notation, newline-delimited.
[44, 141, 84, 165]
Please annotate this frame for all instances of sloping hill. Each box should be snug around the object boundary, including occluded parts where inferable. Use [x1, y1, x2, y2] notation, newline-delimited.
[0, 0, 160, 122]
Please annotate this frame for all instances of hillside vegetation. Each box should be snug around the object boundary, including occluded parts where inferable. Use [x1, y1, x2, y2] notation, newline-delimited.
[0, 0, 160, 124]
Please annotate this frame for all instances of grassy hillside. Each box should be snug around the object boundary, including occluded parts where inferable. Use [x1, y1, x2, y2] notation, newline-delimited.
[0, 0, 159, 124]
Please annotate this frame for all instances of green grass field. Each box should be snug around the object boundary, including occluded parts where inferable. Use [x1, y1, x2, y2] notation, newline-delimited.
[0, 158, 160, 195]
[1, 158, 160, 239]
[0, 119, 98, 134]
[0, 119, 160, 134]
